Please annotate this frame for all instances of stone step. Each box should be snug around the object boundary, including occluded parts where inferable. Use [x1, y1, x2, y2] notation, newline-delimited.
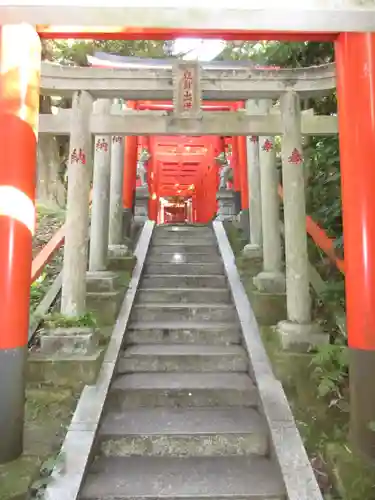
[155, 224, 211, 230]
[151, 240, 216, 249]
[149, 244, 219, 254]
[152, 237, 217, 246]
[140, 274, 227, 289]
[109, 373, 257, 410]
[99, 407, 267, 457]
[147, 253, 222, 264]
[144, 262, 224, 276]
[125, 321, 241, 345]
[130, 303, 237, 323]
[81, 456, 285, 500]
[136, 288, 231, 304]
[155, 227, 213, 235]
[119, 344, 248, 373]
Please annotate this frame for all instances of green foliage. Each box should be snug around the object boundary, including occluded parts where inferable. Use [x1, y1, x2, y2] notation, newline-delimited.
[41, 312, 97, 329]
[310, 340, 349, 406]
[47, 39, 167, 66]
[305, 136, 342, 243]
[30, 274, 50, 311]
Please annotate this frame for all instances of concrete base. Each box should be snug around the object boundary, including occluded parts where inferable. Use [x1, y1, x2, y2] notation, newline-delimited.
[108, 244, 130, 259]
[134, 186, 149, 222]
[216, 189, 236, 221]
[276, 320, 329, 352]
[242, 244, 262, 259]
[86, 270, 121, 293]
[248, 289, 287, 326]
[253, 271, 286, 294]
[86, 290, 123, 326]
[349, 348, 375, 462]
[108, 254, 137, 273]
[27, 349, 104, 389]
[0, 346, 26, 463]
[39, 327, 98, 355]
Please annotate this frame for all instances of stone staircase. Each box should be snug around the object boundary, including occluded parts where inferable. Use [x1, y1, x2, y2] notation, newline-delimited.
[80, 224, 286, 500]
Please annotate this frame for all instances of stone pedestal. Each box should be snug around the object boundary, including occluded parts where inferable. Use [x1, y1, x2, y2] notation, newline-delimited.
[216, 189, 235, 221]
[277, 320, 329, 351]
[134, 185, 149, 223]
[86, 271, 123, 326]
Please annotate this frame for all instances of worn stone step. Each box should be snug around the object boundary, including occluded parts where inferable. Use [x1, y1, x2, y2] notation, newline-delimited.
[140, 274, 227, 289]
[149, 244, 218, 254]
[125, 321, 241, 345]
[119, 344, 248, 373]
[155, 224, 211, 230]
[81, 456, 285, 500]
[99, 407, 267, 457]
[155, 227, 213, 236]
[148, 252, 222, 264]
[136, 288, 231, 304]
[130, 303, 237, 323]
[109, 373, 257, 409]
[144, 262, 224, 276]
[152, 240, 216, 249]
[152, 237, 216, 246]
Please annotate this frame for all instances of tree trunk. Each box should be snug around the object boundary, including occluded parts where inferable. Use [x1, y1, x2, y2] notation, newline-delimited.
[36, 96, 66, 207]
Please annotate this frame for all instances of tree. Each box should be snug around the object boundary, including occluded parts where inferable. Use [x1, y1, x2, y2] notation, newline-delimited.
[37, 38, 169, 207]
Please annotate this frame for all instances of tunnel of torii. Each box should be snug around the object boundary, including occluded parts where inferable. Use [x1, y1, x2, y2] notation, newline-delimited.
[1, 3, 375, 464]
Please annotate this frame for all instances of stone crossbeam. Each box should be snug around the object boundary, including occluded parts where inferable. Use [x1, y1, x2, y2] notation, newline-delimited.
[40, 62, 336, 100]
[2, 1, 375, 33]
[38, 110, 338, 136]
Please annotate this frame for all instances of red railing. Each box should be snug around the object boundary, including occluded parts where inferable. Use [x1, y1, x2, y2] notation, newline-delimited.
[31, 192, 93, 284]
[278, 184, 345, 274]
[31, 225, 65, 283]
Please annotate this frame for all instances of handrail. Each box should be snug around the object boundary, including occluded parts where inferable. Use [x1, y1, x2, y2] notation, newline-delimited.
[31, 191, 93, 284]
[31, 225, 65, 283]
[277, 184, 345, 274]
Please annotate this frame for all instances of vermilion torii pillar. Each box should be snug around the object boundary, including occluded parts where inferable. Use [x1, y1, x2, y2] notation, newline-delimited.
[231, 137, 241, 215]
[122, 102, 139, 236]
[0, 24, 41, 463]
[335, 32, 375, 460]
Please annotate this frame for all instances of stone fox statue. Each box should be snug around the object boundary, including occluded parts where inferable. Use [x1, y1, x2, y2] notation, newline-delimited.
[137, 161, 147, 187]
[219, 162, 231, 190]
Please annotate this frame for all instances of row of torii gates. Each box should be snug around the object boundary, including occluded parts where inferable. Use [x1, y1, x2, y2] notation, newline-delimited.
[1, 3, 375, 463]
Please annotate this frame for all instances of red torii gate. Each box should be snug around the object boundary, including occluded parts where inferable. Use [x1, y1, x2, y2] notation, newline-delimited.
[119, 99, 248, 224]
[0, 17, 374, 463]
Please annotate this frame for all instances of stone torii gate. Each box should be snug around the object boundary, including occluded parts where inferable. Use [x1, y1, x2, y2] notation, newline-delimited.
[1, 1, 375, 465]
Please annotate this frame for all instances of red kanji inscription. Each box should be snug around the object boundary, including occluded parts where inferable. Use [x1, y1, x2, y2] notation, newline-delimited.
[70, 148, 86, 165]
[262, 139, 273, 152]
[79, 149, 86, 165]
[182, 69, 194, 110]
[250, 136, 258, 143]
[288, 148, 303, 165]
[96, 138, 109, 152]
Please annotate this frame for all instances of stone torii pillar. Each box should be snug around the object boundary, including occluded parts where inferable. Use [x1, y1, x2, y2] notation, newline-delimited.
[89, 99, 112, 271]
[108, 101, 125, 247]
[253, 132, 285, 293]
[242, 100, 268, 258]
[61, 90, 93, 316]
[276, 91, 323, 349]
